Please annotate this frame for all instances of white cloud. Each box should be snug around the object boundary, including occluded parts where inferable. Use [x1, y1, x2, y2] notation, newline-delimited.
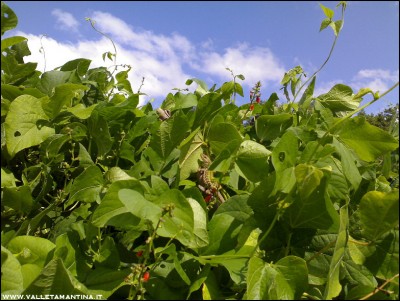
[51, 9, 80, 33]
[16, 10, 289, 107]
[351, 69, 399, 93]
[196, 43, 286, 87]
[312, 68, 399, 98]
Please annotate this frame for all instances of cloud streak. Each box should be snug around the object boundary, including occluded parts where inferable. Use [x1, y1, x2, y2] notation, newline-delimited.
[51, 9, 80, 33]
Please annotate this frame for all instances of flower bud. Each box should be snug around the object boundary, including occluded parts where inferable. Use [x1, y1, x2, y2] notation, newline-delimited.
[142, 271, 150, 282]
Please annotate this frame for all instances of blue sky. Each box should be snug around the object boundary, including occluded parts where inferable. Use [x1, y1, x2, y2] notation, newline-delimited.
[4, 1, 399, 113]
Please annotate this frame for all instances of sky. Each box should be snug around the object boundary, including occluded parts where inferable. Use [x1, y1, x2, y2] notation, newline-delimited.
[3, 1, 399, 113]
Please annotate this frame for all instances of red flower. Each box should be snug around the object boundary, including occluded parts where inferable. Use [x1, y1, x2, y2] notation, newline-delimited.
[136, 250, 143, 257]
[249, 104, 254, 111]
[256, 96, 260, 103]
[204, 194, 213, 203]
[142, 271, 150, 282]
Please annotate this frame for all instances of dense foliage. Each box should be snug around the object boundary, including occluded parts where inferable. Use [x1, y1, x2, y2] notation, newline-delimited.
[1, 2, 399, 300]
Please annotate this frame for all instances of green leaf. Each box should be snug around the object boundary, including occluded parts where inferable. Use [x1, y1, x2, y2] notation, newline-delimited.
[317, 84, 360, 114]
[84, 267, 130, 298]
[359, 190, 399, 241]
[271, 131, 298, 171]
[1, 2, 18, 35]
[173, 92, 198, 110]
[235, 140, 271, 182]
[247, 256, 308, 300]
[1, 167, 17, 187]
[87, 110, 113, 157]
[67, 165, 104, 206]
[335, 116, 399, 162]
[60, 58, 91, 77]
[66, 103, 97, 119]
[186, 78, 210, 96]
[193, 92, 222, 128]
[154, 189, 208, 249]
[179, 130, 203, 180]
[1, 84, 46, 101]
[1, 246, 23, 294]
[323, 202, 348, 299]
[274, 256, 309, 299]
[91, 180, 160, 228]
[299, 76, 316, 108]
[158, 112, 190, 158]
[1, 36, 27, 51]
[23, 258, 90, 295]
[8, 236, 56, 289]
[4, 95, 55, 158]
[208, 122, 242, 156]
[295, 164, 324, 200]
[37, 70, 72, 95]
[333, 20, 343, 35]
[332, 138, 362, 191]
[93, 236, 120, 269]
[256, 113, 293, 142]
[201, 195, 252, 255]
[2, 185, 33, 214]
[209, 139, 241, 173]
[320, 18, 333, 32]
[284, 176, 339, 231]
[319, 3, 334, 19]
[104, 167, 134, 183]
[353, 230, 399, 280]
[45, 82, 88, 117]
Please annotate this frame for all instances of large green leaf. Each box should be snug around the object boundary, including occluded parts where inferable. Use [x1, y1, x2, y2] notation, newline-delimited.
[192, 92, 222, 129]
[323, 202, 348, 299]
[1, 2, 18, 35]
[1, 246, 24, 294]
[201, 195, 252, 255]
[335, 117, 399, 162]
[91, 180, 160, 228]
[2, 185, 33, 214]
[208, 122, 242, 156]
[1, 84, 46, 101]
[154, 189, 208, 249]
[255, 113, 293, 142]
[66, 165, 104, 206]
[1, 36, 26, 51]
[4, 95, 55, 158]
[332, 138, 362, 191]
[87, 110, 113, 157]
[271, 131, 298, 171]
[316, 84, 360, 114]
[7, 236, 56, 289]
[284, 175, 339, 231]
[159, 112, 190, 159]
[172, 92, 198, 110]
[349, 230, 398, 280]
[43, 83, 89, 118]
[235, 140, 271, 182]
[247, 256, 308, 300]
[22, 258, 92, 295]
[274, 256, 309, 299]
[179, 130, 203, 180]
[60, 58, 92, 77]
[359, 190, 399, 241]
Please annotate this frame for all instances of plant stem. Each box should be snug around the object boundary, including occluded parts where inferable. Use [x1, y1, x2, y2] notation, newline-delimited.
[251, 212, 279, 257]
[359, 273, 399, 300]
[293, 4, 346, 103]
